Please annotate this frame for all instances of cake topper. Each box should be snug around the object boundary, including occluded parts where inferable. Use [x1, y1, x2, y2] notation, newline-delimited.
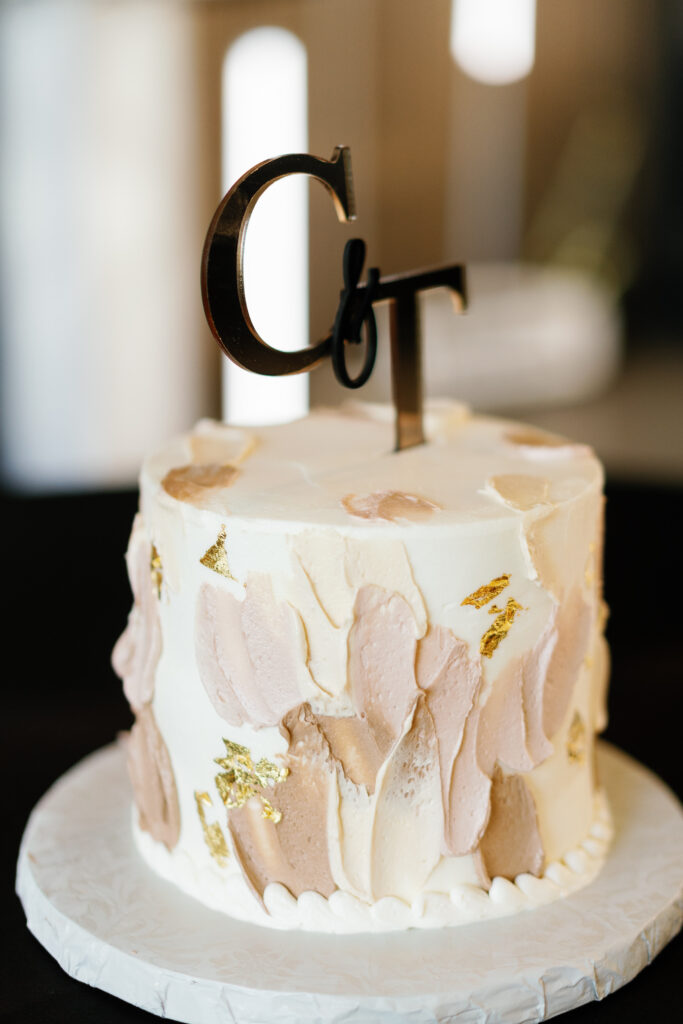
[201, 146, 466, 451]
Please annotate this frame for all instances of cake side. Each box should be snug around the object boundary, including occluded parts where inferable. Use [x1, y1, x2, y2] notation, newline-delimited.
[114, 402, 611, 932]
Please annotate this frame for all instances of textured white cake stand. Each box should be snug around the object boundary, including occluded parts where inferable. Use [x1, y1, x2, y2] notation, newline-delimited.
[16, 741, 682, 1024]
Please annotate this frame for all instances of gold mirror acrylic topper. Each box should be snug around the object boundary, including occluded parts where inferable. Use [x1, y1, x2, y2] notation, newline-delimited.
[201, 146, 467, 451]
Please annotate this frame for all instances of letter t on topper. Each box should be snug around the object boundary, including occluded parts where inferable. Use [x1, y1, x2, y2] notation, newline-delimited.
[201, 146, 467, 451]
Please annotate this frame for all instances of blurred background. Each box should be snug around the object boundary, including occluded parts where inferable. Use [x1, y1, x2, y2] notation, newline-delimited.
[1, 2, 681, 1020]
[1, 0, 682, 486]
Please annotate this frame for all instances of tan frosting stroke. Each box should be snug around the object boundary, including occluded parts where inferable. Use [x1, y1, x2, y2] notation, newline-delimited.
[314, 713, 384, 792]
[228, 705, 337, 902]
[162, 463, 239, 505]
[342, 490, 441, 522]
[126, 705, 180, 851]
[348, 586, 419, 760]
[195, 576, 304, 728]
[479, 768, 544, 880]
[112, 514, 162, 712]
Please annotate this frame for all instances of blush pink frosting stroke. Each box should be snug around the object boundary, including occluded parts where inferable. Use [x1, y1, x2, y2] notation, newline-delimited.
[126, 705, 180, 851]
[195, 576, 303, 729]
[478, 612, 558, 776]
[348, 586, 419, 760]
[112, 514, 162, 712]
[542, 587, 593, 739]
[416, 627, 486, 856]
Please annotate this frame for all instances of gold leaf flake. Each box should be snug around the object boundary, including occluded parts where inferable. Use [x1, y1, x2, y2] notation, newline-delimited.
[462, 574, 511, 609]
[214, 738, 288, 823]
[200, 525, 235, 580]
[567, 712, 586, 764]
[149, 544, 163, 598]
[480, 599, 523, 658]
[194, 790, 229, 866]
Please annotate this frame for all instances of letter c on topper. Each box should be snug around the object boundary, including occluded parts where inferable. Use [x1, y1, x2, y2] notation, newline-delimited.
[201, 146, 354, 377]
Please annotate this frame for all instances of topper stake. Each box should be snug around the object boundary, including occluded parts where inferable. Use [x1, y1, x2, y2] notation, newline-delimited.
[201, 146, 466, 451]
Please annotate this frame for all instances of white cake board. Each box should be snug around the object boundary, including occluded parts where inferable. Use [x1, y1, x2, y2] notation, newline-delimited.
[16, 741, 682, 1024]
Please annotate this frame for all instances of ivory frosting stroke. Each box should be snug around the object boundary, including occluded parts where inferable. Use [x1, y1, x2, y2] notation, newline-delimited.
[114, 401, 611, 932]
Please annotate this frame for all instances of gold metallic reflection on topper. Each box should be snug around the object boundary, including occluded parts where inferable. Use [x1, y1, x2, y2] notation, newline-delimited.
[199, 526, 235, 580]
[480, 599, 524, 658]
[214, 739, 288, 824]
[194, 791, 229, 866]
[462, 574, 511, 609]
[150, 544, 163, 599]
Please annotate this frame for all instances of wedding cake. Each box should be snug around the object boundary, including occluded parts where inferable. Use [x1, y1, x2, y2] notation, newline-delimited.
[113, 400, 611, 933]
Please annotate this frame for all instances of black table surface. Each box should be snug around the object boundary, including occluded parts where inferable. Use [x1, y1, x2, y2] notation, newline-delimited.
[2, 482, 681, 1023]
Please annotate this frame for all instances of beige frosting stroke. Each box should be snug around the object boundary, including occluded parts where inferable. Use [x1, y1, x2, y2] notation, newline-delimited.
[188, 425, 256, 466]
[126, 705, 180, 851]
[195, 576, 305, 728]
[112, 514, 162, 712]
[370, 696, 443, 900]
[487, 474, 550, 512]
[505, 427, 570, 449]
[342, 490, 441, 522]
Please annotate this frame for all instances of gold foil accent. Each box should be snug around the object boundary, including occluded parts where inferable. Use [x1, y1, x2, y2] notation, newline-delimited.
[194, 790, 229, 866]
[462, 574, 511, 609]
[214, 739, 288, 823]
[567, 712, 586, 764]
[480, 599, 523, 658]
[200, 525, 235, 580]
[150, 544, 163, 598]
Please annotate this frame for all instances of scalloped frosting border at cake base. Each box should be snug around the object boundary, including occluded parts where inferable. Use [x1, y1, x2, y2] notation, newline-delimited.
[132, 790, 612, 934]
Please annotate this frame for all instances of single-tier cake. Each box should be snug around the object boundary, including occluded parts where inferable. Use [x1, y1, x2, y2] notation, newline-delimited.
[113, 401, 611, 933]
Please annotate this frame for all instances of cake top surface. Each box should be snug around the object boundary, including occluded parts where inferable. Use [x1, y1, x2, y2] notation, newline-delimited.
[141, 401, 602, 529]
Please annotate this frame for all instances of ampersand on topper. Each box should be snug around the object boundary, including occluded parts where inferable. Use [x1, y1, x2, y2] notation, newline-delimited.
[201, 146, 467, 451]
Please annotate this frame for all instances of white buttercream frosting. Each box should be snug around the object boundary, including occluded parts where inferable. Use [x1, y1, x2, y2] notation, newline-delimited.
[115, 401, 610, 932]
